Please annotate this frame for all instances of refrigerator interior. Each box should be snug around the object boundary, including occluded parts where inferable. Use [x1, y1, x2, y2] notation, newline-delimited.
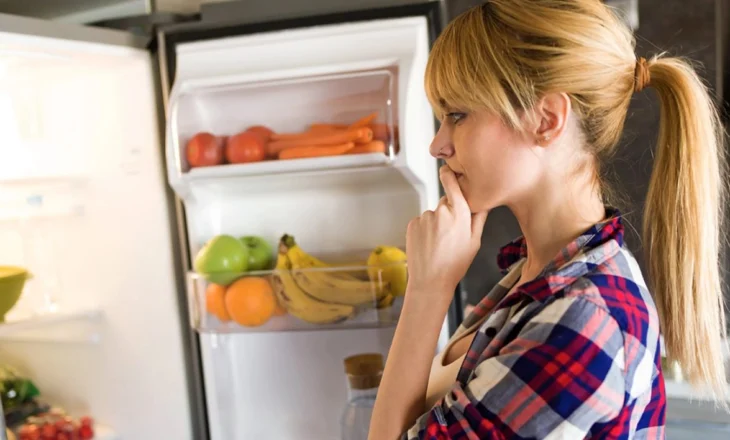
[165, 12, 442, 440]
[0, 20, 192, 439]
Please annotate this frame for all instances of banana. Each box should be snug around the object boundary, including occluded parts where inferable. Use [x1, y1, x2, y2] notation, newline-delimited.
[367, 245, 408, 296]
[271, 251, 355, 325]
[376, 293, 395, 309]
[290, 268, 390, 306]
[281, 235, 391, 306]
[285, 243, 365, 280]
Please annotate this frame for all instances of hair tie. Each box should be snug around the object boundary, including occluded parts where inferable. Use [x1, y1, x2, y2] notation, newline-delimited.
[635, 57, 651, 92]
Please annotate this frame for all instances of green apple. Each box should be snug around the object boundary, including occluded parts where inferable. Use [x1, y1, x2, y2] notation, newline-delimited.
[194, 234, 249, 285]
[240, 235, 274, 271]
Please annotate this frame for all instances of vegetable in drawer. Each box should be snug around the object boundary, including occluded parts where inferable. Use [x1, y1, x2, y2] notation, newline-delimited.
[183, 114, 397, 170]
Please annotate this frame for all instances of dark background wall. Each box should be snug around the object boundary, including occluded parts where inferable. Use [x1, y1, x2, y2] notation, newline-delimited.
[447, 0, 727, 313]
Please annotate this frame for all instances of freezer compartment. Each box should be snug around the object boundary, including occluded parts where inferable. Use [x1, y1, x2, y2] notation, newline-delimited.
[169, 67, 399, 180]
[187, 248, 406, 333]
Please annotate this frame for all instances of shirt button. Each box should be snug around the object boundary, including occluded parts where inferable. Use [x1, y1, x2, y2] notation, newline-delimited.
[485, 327, 497, 337]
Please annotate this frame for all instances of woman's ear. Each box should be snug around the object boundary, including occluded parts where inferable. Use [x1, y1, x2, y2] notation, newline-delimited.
[532, 92, 571, 146]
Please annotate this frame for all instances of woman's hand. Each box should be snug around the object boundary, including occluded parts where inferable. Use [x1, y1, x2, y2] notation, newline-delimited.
[405, 165, 488, 302]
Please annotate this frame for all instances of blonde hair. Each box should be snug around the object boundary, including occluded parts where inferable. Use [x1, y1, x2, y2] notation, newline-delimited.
[426, 1, 727, 396]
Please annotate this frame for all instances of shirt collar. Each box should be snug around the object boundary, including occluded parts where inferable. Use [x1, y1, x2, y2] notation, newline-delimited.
[496, 207, 625, 303]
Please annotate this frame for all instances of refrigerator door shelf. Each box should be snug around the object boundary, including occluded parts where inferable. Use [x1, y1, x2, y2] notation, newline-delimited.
[187, 256, 405, 333]
[0, 309, 103, 344]
[182, 151, 390, 182]
[166, 65, 398, 193]
[166, 15, 438, 216]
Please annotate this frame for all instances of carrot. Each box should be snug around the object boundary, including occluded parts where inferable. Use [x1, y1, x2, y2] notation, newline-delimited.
[270, 131, 318, 141]
[309, 123, 347, 132]
[267, 127, 372, 156]
[347, 140, 387, 155]
[270, 123, 347, 142]
[349, 112, 378, 129]
[278, 142, 355, 160]
[370, 123, 396, 142]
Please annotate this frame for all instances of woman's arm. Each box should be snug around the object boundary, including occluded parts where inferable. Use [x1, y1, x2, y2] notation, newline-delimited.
[368, 286, 452, 440]
[369, 166, 488, 439]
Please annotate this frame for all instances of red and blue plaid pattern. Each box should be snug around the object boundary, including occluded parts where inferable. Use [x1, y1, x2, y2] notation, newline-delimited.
[403, 209, 666, 439]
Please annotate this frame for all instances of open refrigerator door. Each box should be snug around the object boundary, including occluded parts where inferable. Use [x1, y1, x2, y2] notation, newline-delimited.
[0, 13, 192, 440]
[162, 4, 445, 439]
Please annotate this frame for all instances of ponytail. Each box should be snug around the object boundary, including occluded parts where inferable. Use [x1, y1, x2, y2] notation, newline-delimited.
[644, 56, 727, 396]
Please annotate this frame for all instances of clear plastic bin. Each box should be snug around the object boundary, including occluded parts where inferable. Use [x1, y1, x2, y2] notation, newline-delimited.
[170, 68, 399, 179]
[187, 259, 406, 333]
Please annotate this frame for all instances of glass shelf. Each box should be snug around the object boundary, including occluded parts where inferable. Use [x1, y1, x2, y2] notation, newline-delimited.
[0, 176, 86, 221]
[0, 309, 103, 344]
[187, 258, 406, 333]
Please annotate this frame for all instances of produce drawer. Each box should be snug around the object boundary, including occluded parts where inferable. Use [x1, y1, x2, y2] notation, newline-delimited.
[169, 67, 399, 180]
[187, 235, 407, 333]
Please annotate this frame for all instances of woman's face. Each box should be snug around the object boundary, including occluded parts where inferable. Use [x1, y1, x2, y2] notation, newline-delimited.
[429, 109, 545, 212]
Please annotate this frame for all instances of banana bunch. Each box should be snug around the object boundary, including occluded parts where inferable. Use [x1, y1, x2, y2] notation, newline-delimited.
[271, 234, 394, 325]
[271, 252, 354, 325]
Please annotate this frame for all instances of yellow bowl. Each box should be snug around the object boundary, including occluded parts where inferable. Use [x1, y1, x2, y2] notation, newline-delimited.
[0, 266, 30, 323]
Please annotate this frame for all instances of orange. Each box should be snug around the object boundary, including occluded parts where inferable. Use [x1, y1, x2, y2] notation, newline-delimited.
[205, 283, 230, 322]
[224, 276, 276, 327]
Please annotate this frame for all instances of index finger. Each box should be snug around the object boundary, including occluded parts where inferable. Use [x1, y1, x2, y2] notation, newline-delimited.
[439, 165, 469, 212]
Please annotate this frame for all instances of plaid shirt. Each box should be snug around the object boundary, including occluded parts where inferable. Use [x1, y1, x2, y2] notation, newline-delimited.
[403, 209, 666, 439]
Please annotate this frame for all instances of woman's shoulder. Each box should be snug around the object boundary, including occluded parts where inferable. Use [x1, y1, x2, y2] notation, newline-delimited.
[563, 245, 659, 337]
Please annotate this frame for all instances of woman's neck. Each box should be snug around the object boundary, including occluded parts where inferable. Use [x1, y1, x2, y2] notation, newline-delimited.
[507, 170, 605, 282]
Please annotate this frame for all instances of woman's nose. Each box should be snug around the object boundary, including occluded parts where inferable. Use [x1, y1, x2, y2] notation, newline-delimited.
[429, 127, 455, 159]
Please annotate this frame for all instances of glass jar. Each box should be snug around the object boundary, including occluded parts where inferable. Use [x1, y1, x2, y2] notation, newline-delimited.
[340, 353, 383, 440]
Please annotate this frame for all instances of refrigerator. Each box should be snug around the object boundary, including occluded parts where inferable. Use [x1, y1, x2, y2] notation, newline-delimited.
[0, 2, 455, 439]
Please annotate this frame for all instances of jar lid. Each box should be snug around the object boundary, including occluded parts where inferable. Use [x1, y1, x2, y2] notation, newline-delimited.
[343, 353, 383, 376]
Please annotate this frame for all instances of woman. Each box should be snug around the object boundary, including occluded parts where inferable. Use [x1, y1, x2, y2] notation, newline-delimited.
[369, 1, 726, 439]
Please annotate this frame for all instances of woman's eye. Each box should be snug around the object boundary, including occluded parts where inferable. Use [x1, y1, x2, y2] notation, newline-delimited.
[446, 112, 467, 124]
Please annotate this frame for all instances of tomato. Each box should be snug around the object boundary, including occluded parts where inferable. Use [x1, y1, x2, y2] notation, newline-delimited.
[40, 422, 57, 439]
[78, 424, 94, 440]
[225, 131, 266, 164]
[245, 125, 274, 143]
[19, 424, 41, 440]
[79, 416, 93, 427]
[186, 132, 224, 168]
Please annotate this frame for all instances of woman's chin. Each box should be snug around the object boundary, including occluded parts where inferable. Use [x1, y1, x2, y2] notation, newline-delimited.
[465, 193, 500, 214]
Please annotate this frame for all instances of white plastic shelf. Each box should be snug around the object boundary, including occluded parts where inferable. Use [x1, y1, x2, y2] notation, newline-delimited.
[184, 152, 390, 182]
[0, 175, 87, 222]
[0, 309, 103, 344]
